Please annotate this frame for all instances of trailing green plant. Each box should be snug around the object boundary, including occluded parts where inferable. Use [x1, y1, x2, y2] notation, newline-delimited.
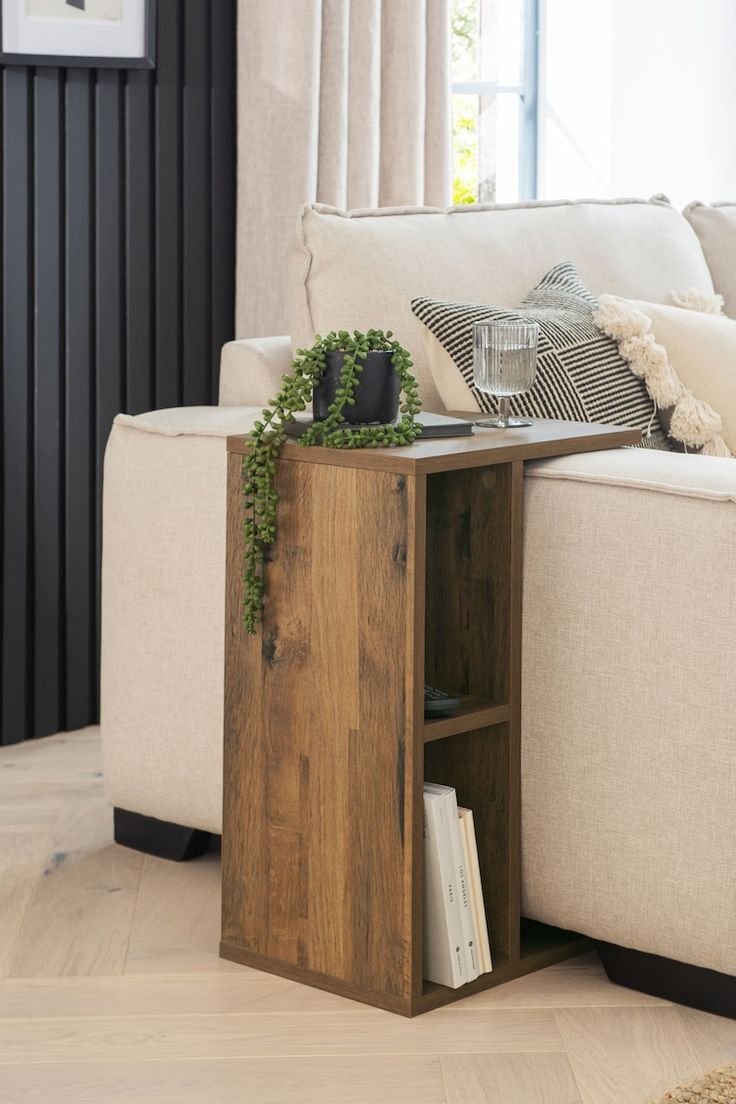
[242, 328, 422, 632]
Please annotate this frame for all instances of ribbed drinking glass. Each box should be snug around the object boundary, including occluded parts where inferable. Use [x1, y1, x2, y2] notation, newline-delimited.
[473, 321, 539, 428]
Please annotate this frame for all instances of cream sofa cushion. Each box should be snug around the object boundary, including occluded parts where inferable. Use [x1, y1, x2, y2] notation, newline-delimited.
[522, 448, 736, 975]
[684, 202, 736, 317]
[597, 297, 736, 454]
[101, 406, 261, 834]
[289, 199, 714, 412]
[219, 336, 293, 407]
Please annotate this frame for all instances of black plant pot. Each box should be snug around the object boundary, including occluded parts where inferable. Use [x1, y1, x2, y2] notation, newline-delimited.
[312, 350, 400, 425]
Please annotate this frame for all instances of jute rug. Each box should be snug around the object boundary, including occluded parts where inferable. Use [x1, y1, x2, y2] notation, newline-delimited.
[646, 1063, 736, 1103]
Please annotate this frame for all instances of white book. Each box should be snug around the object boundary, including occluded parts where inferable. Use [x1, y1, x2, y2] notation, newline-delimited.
[458, 806, 493, 974]
[423, 786, 466, 988]
[425, 784, 479, 982]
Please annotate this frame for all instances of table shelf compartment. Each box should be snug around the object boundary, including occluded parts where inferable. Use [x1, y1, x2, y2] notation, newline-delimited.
[424, 464, 512, 709]
[424, 724, 514, 973]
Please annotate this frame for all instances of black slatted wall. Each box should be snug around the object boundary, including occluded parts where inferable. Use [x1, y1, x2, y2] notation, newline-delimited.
[0, 0, 236, 745]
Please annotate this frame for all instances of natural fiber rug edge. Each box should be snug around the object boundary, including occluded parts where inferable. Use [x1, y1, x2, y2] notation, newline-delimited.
[646, 1062, 736, 1103]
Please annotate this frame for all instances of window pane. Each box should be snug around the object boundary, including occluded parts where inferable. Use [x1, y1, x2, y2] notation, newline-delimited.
[451, 0, 525, 87]
[452, 92, 520, 204]
[452, 93, 479, 204]
[451, 0, 529, 204]
[494, 93, 520, 201]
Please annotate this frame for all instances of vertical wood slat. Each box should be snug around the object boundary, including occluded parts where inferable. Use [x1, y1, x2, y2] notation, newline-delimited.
[33, 68, 65, 738]
[209, 0, 236, 402]
[1, 69, 33, 745]
[125, 69, 154, 414]
[65, 69, 95, 731]
[94, 70, 125, 705]
[154, 0, 182, 409]
[182, 0, 211, 405]
[1, 2, 236, 744]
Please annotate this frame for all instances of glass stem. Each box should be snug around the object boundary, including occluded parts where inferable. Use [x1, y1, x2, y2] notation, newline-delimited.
[498, 396, 510, 427]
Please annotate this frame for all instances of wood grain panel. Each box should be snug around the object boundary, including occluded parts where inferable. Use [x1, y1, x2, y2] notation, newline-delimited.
[0, 1057, 447, 1104]
[227, 421, 642, 471]
[441, 1053, 582, 1104]
[678, 1005, 736, 1071]
[556, 1006, 702, 1104]
[0, 1007, 563, 1063]
[124, 850, 225, 975]
[223, 457, 415, 1003]
[7, 793, 143, 978]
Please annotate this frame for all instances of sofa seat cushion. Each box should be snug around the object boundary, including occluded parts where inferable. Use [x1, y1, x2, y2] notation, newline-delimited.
[289, 199, 714, 414]
[522, 445, 736, 975]
[526, 446, 736, 501]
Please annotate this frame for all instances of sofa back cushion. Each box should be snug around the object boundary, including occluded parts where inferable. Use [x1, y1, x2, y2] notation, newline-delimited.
[684, 202, 736, 318]
[288, 198, 714, 412]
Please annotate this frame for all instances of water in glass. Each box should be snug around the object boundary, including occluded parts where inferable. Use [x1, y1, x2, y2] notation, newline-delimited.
[473, 321, 539, 428]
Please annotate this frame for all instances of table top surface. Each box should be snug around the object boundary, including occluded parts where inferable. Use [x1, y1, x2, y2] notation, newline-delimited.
[227, 417, 642, 475]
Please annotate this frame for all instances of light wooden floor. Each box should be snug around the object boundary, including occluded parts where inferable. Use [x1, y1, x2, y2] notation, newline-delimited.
[1, 730, 734, 1104]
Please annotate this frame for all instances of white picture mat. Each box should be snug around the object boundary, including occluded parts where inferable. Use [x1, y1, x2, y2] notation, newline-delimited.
[3, 0, 146, 57]
[27, 1, 122, 20]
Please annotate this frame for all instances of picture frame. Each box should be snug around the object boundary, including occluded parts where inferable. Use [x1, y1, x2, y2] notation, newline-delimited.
[0, 0, 156, 68]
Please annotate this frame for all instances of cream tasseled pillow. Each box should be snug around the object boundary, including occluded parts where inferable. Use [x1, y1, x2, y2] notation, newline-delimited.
[593, 296, 734, 457]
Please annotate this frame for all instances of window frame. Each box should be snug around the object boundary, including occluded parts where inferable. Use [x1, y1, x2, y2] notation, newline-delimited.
[451, 0, 540, 201]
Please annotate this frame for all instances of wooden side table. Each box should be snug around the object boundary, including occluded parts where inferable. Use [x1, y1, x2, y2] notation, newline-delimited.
[221, 419, 640, 1016]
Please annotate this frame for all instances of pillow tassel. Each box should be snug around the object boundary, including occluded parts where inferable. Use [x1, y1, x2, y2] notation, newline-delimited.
[701, 434, 732, 458]
[670, 288, 725, 315]
[669, 391, 724, 450]
[617, 335, 684, 408]
[594, 295, 651, 341]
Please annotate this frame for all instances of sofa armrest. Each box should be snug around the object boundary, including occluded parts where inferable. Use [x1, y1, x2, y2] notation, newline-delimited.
[520, 446, 736, 974]
[218, 336, 293, 407]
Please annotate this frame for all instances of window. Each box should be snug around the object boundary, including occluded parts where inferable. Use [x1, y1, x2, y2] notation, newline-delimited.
[451, 0, 539, 204]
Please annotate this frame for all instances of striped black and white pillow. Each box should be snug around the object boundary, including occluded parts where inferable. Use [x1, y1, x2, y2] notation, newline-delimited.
[411, 262, 670, 449]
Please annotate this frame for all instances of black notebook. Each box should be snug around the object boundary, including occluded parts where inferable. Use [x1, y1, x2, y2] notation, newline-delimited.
[283, 412, 474, 439]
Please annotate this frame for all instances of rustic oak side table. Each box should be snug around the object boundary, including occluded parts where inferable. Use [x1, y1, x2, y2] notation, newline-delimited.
[221, 418, 639, 1016]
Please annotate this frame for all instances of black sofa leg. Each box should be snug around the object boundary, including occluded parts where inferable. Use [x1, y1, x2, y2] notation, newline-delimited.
[114, 807, 211, 861]
[597, 940, 736, 1019]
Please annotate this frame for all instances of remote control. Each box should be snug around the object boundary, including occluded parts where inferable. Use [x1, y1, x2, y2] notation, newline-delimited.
[424, 685, 461, 716]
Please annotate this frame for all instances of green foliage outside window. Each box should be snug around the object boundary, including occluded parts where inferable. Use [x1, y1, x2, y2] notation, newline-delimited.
[452, 0, 479, 205]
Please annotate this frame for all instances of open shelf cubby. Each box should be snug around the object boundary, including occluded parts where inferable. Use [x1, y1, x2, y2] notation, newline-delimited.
[220, 423, 637, 1015]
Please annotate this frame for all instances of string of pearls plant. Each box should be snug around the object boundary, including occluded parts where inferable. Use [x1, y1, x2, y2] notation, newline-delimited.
[242, 329, 422, 632]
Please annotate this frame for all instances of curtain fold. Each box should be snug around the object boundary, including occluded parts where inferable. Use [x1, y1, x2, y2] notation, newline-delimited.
[237, 0, 452, 337]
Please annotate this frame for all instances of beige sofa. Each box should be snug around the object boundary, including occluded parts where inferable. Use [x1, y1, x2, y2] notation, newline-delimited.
[101, 198, 736, 1007]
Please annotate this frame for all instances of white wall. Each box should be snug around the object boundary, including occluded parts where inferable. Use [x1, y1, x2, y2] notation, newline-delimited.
[538, 0, 736, 207]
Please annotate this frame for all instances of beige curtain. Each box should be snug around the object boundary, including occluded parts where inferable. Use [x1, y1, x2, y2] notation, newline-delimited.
[236, 0, 452, 337]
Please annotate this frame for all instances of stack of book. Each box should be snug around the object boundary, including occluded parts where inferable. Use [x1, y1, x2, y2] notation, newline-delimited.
[423, 782, 493, 988]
